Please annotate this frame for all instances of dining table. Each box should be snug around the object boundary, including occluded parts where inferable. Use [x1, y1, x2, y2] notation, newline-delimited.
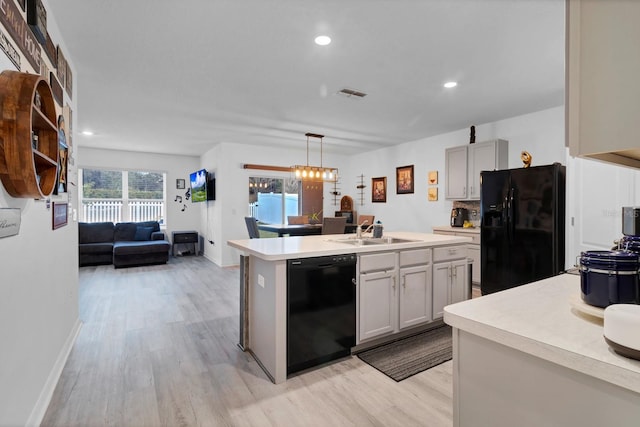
[257, 223, 362, 237]
[257, 223, 323, 237]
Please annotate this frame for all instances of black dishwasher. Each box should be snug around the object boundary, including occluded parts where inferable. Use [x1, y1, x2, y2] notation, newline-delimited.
[287, 254, 357, 376]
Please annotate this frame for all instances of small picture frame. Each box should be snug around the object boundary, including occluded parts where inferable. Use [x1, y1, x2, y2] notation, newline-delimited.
[428, 187, 438, 201]
[52, 202, 68, 230]
[372, 177, 387, 203]
[396, 165, 414, 194]
[428, 170, 438, 185]
[176, 179, 185, 189]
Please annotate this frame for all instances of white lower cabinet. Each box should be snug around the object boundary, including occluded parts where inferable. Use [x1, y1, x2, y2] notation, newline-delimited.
[359, 269, 398, 342]
[358, 249, 432, 344]
[432, 246, 470, 320]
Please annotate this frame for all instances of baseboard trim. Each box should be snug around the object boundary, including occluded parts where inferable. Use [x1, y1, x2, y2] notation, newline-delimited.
[26, 318, 83, 427]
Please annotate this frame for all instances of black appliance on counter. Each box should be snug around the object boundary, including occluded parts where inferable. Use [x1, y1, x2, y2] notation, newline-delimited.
[287, 254, 356, 376]
[480, 163, 566, 295]
[451, 207, 468, 227]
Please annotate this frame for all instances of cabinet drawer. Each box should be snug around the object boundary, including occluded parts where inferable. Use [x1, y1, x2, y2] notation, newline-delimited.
[173, 232, 198, 243]
[433, 245, 467, 262]
[399, 249, 431, 267]
[467, 233, 481, 245]
[359, 252, 396, 273]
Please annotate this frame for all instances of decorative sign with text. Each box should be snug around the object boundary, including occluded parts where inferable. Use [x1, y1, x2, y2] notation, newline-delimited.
[0, 208, 21, 238]
[0, 0, 41, 70]
[0, 28, 20, 69]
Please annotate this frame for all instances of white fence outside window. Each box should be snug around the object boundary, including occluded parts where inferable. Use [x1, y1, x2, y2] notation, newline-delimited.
[83, 199, 164, 224]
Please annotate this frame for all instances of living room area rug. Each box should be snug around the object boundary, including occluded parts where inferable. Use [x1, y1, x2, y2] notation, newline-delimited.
[357, 324, 452, 382]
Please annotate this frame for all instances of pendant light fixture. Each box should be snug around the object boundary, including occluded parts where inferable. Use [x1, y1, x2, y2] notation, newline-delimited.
[293, 133, 338, 182]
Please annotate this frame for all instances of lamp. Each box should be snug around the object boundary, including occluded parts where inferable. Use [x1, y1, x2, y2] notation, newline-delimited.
[293, 133, 338, 182]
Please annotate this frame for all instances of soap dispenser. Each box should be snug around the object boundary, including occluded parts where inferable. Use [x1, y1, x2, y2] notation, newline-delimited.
[373, 221, 383, 238]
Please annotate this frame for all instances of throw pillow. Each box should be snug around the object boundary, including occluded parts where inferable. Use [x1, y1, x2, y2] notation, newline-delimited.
[134, 226, 154, 241]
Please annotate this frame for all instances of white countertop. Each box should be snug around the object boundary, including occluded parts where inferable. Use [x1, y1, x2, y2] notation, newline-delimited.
[432, 225, 480, 234]
[228, 231, 471, 261]
[444, 273, 640, 393]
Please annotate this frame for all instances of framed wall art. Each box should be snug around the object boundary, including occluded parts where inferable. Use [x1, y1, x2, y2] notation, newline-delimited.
[428, 187, 438, 201]
[176, 178, 185, 189]
[52, 202, 68, 230]
[396, 165, 414, 194]
[428, 170, 438, 185]
[372, 177, 387, 203]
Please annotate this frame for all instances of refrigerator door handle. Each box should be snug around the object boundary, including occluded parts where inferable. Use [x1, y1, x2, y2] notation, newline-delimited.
[507, 187, 515, 243]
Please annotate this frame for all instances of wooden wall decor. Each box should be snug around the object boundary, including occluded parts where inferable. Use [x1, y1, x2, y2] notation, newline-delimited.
[0, 0, 42, 70]
[56, 45, 66, 87]
[49, 72, 63, 106]
[43, 31, 56, 63]
[0, 71, 58, 198]
[26, 0, 47, 44]
[65, 64, 72, 98]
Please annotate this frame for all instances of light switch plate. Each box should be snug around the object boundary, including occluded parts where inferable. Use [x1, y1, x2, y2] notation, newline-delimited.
[258, 274, 265, 288]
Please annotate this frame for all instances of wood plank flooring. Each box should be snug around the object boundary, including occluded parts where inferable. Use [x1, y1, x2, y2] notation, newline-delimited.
[41, 256, 453, 427]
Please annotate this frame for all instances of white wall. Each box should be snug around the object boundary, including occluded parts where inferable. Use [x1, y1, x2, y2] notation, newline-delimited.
[207, 107, 568, 266]
[340, 106, 568, 233]
[0, 2, 79, 425]
[77, 147, 201, 239]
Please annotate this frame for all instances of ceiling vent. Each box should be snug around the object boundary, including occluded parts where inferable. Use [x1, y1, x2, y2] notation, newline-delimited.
[337, 88, 367, 99]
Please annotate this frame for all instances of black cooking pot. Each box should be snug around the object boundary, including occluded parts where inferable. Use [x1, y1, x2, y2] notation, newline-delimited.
[579, 250, 640, 308]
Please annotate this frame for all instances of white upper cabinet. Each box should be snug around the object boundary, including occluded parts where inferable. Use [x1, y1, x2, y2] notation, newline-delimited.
[445, 146, 468, 200]
[445, 139, 508, 200]
[566, 0, 640, 169]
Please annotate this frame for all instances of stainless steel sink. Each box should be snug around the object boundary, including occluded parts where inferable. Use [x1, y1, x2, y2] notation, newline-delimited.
[331, 237, 418, 246]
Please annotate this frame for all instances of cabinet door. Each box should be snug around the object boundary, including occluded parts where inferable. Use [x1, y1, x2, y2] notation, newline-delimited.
[445, 146, 468, 199]
[432, 262, 451, 320]
[359, 270, 398, 342]
[468, 142, 497, 199]
[399, 264, 432, 330]
[467, 244, 481, 284]
[451, 259, 470, 304]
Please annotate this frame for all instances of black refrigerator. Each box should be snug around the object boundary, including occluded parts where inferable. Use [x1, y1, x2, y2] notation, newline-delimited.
[480, 163, 565, 295]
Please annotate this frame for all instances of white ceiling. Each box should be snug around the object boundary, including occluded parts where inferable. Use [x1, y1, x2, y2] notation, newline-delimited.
[47, 0, 565, 157]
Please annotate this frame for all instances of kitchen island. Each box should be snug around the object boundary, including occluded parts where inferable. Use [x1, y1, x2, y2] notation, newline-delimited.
[228, 231, 471, 383]
[444, 273, 640, 427]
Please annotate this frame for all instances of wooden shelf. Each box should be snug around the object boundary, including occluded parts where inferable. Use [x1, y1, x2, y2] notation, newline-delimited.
[0, 71, 59, 198]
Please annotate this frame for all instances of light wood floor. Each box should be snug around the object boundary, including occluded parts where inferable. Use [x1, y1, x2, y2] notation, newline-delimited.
[41, 256, 453, 427]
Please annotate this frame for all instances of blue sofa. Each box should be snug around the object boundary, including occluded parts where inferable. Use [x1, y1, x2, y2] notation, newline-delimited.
[78, 221, 171, 268]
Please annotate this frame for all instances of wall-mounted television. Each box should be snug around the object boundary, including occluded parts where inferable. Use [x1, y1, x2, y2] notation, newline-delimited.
[190, 169, 215, 202]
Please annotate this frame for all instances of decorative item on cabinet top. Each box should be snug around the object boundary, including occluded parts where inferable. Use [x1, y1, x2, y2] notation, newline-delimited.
[0, 70, 59, 199]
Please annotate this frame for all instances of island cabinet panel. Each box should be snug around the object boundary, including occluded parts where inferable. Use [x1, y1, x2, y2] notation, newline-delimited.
[358, 248, 435, 344]
[399, 264, 432, 330]
[358, 269, 398, 342]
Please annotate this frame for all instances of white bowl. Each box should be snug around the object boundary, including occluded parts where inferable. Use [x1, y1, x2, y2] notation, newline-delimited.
[603, 304, 640, 360]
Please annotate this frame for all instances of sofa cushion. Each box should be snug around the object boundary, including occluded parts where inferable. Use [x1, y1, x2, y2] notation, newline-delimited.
[78, 242, 114, 254]
[78, 222, 114, 244]
[113, 240, 170, 255]
[134, 226, 155, 241]
[114, 221, 161, 241]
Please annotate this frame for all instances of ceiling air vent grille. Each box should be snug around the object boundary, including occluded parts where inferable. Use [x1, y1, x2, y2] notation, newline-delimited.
[337, 88, 367, 98]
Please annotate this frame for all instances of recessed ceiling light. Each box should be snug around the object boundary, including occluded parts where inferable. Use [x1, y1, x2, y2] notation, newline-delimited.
[81, 130, 94, 136]
[314, 35, 331, 46]
[444, 81, 458, 89]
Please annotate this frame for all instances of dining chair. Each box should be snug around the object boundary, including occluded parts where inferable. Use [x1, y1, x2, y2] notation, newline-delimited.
[287, 215, 308, 225]
[321, 217, 347, 235]
[358, 214, 375, 226]
[244, 217, 260, 239]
